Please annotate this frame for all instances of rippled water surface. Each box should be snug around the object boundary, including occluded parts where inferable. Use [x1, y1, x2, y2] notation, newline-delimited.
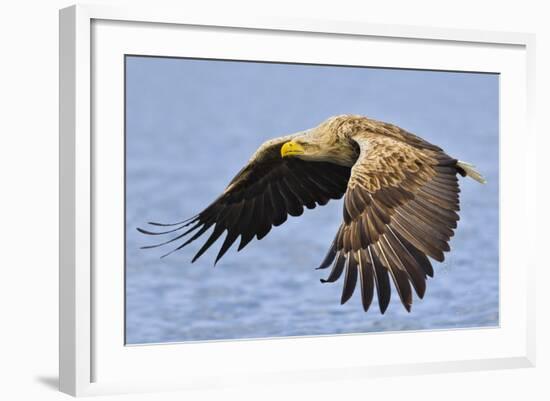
[125, 56, 499, 344]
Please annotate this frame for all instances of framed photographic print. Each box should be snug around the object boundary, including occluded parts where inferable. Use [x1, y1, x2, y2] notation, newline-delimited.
[59, 4, 536, 397]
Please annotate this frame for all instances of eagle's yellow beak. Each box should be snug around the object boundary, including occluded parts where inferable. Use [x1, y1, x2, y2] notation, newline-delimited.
[281, 141, 305, 158]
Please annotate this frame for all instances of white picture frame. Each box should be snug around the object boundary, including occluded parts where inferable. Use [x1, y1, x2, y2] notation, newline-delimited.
[59, 3, 536, 397]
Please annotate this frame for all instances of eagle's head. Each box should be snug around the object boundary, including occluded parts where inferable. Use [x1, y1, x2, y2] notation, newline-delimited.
[280, 116, 360, 167]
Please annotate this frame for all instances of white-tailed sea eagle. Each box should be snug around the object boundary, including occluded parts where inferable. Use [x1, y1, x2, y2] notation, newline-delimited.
[138, 115, 485, 313]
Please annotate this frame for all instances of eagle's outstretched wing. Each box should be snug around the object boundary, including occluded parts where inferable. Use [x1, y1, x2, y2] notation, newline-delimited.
[318, 133, 461, 313]
[138, 135, 351, 263]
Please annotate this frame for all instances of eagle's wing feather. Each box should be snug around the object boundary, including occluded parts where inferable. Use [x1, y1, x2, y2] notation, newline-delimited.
[319, 133, 460, 313]
[139, 135, 351, 263]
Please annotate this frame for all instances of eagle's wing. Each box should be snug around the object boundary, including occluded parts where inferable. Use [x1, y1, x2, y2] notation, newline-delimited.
[318, 133, 460, 313]
[139, 135, 351, 263]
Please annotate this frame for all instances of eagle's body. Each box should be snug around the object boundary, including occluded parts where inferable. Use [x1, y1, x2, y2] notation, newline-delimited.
[139, 115, 484, 313]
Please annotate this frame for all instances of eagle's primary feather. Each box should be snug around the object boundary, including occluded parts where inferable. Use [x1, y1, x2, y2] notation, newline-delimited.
[138, 115, 484, 313]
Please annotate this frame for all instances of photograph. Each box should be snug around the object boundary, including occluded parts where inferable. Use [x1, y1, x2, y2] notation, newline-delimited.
[125, 55, 499, 345]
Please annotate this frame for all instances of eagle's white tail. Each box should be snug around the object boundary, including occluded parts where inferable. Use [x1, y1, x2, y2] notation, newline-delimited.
[457, 161, 486, 184]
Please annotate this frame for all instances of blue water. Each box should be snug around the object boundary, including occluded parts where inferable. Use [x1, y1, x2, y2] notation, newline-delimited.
[125, 56, 499, 344]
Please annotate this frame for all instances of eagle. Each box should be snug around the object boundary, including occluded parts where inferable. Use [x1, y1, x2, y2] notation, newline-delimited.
[138, 115, 485, 313]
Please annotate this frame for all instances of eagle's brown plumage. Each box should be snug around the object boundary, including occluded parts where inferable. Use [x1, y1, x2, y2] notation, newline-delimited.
[139, 115, 484, 313]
